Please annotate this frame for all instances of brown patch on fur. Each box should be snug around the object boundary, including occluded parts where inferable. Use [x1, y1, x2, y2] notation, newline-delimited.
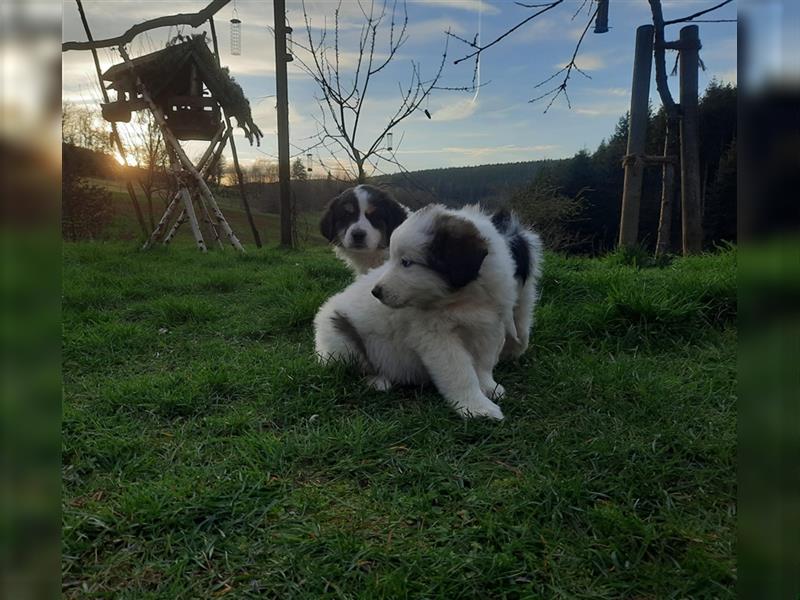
[427, 214, 488, 288]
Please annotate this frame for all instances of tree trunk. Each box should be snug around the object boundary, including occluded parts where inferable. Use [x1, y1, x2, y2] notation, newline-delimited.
[655, 116, 678, 256]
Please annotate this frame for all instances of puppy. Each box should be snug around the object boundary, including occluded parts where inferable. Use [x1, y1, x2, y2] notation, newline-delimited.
[320, 184, 408, 275]
[491, 209, 544, 358]
[314, 204, 518, 420]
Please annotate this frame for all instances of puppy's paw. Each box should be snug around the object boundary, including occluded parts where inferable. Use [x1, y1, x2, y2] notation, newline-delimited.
[458, 400, 504, 421]
[482, 381, 506, 401]
[366, 374, 393, 392]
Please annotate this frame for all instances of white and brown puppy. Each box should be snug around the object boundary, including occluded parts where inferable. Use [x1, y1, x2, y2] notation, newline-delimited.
[314, 204, 518, 420]
[490, 209, 544, 358]
[320, 184, 409, 275]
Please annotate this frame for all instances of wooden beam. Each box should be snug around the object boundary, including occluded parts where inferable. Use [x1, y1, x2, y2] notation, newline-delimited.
[63, 0, 230, 52]
[273, 0, 294, 248]
[679, 25, 703, 254]
[618, 24, 654, 248]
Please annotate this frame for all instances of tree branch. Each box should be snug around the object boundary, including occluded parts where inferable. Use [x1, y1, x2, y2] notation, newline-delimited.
[529, 6, 597, 111]
[451, 0, 564, 66]
[62, 0, 230, 52]
[664, 0, 733, 25]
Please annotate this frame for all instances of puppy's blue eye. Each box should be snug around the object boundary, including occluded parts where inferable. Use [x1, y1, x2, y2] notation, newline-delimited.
[401, 258, 413, 268]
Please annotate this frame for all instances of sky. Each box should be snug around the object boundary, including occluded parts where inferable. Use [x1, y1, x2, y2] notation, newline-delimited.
[61, 0, 738, 174]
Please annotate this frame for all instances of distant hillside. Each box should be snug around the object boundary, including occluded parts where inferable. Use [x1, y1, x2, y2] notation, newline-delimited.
[371, 159, 567, 207]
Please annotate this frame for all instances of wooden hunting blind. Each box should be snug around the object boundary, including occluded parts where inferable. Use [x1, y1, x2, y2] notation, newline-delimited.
[97, 36, 264, 253]
[101, 37, 260, 143]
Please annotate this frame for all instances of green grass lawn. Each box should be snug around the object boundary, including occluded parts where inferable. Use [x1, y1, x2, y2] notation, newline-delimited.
[62, 240, 736, 598]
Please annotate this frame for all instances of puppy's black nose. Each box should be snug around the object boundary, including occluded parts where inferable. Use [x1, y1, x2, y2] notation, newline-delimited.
[371, 285, 383, 300]
[351, 229, 366, 244]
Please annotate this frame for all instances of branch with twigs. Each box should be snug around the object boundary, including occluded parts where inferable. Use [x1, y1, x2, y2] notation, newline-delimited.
[528, 5, 598, 111]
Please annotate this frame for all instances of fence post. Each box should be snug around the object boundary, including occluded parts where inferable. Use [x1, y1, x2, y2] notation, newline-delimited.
[618, 24, 654, 248]
[679, 25, 703, 254]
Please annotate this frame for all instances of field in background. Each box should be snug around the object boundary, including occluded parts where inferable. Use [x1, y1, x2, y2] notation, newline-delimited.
[62, 241, 737, 597]
[93, 178, 327, 247]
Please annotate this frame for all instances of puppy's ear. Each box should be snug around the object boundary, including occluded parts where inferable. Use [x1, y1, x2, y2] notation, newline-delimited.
[319, 197, 338, 242]
[427, 214, 488, 288]
[380, 195, 408, 239]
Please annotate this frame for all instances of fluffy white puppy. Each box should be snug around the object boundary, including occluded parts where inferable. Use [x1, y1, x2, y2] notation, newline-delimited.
[319, 185, 409, 275]
[314, 204, 519, 420]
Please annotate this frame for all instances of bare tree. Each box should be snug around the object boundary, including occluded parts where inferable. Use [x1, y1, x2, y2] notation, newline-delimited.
[293, 0, 462, 183]
[126, 111, 169, 229]
[62, 102, 112, 153]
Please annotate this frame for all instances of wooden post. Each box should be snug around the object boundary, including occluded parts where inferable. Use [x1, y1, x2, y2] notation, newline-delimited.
[226, 125, 263, 248]
[163, 209, 186, 245]
[655, 116, 678, 256]
[273, 0, 294, 247]
[618, 24, 654, 248]
[679, 25, 703, 254]
[208, 16, 263, 248]
[142, 191, 181, 250]
[75, 0, 149, 238]
[179, 186, 208, 253]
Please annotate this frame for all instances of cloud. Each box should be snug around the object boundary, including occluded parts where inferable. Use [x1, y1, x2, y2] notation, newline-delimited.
[431, 98, 478, 121]
[557, 53, 605, 71]
[572, 102, 628, 117]
[401, 144, 558, 159]
[411, 0, 499, 15]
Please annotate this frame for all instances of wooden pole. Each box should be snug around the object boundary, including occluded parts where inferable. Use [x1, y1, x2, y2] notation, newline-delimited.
[142, 191, 181, 249]
[74, 0, 149, 238]
[679, 25, 703, 254]
[208, 16, 263, 248]
[618, 24, 653, 248]
[273, 0, 294, 247]
[227, 125, 263, 247]
[179, 186, 208, 253]
[163, 209, 186, 245]
[655, 116, 678, 256]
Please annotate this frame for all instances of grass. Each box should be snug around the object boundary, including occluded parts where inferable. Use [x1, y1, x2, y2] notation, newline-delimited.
[91, 177, 326, 247]
[62, 239, 736, 598]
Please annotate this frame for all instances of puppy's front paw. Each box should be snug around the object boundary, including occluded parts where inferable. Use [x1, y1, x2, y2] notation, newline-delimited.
[366, 374, 393, 392]
[458, 399, 504, 421]
[481, 381, 506, 401]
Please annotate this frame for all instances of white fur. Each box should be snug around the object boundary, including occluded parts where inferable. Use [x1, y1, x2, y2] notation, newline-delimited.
[502, 224, 544, 358]
[315, 205, 519, 420]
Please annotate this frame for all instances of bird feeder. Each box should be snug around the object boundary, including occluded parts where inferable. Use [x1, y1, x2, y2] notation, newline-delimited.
[594, 0, 609, 34]
[306, 153, 313, 172]
[286, 25, 294, 62]
[230, 6, 241, 55]
[386, 131, 393, 151]
[99, 38, 262, 145]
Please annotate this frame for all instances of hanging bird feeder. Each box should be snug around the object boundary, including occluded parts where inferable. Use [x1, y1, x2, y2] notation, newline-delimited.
[306, 153, 313, 172]
[230, 4, 241, 55]
[386, 131, 393, 151]
[286, 23, 294, 62]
